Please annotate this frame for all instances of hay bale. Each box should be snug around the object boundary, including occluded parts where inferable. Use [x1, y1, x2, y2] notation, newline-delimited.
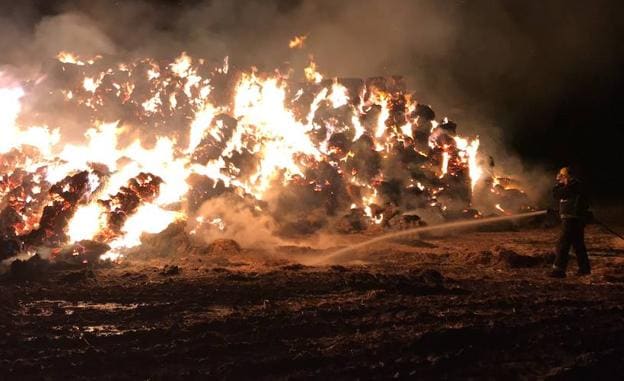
[418, 269, 445, 287]
[335, 209, 368, 233]
[9, 254, 49, 281]
[160, 264, 180, 276]
[136, 221, 193, 257]
[205, 239, 241, 256]
[55, 240, 110, 264]
[0, 237, 22, 261]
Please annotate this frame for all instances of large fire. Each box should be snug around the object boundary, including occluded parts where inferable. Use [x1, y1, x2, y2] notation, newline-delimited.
[0, 47, 532, 262]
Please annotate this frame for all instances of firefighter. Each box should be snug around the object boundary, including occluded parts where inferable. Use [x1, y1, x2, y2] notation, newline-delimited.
[548, 167, 591, 278]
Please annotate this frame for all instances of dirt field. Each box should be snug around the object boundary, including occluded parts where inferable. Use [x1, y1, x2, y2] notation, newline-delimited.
[2, 225, 624, 380]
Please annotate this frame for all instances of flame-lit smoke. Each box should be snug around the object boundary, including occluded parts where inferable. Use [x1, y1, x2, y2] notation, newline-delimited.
[0, 46, 532, 261]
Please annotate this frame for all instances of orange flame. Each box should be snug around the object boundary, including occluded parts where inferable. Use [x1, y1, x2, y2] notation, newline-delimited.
[289, 35, 308, 49]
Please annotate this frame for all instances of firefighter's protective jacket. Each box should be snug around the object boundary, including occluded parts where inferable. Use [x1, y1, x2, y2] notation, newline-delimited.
[553, 179, 589, 220]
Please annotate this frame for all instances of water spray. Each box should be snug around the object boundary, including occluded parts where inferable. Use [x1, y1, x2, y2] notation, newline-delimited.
[309, 210, 548, 265]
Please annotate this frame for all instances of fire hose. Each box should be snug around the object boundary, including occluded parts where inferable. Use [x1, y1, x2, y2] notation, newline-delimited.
[551, 209, 624, 241]
[594, 218, 624, 241]
[311, 210, 548, 264]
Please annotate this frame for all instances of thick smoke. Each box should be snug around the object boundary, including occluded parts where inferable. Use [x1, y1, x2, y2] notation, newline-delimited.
[193, 194, 283, 248]
[33, 13, 116, 58]
[4, 1, 619, 88]
[3, 1, 622, 94]
[3, 1, 619, 115]
[1, 1, 457, 77]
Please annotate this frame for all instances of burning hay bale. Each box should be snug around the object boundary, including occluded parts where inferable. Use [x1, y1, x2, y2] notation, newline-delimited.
[101, 172, 164, 234]
[0, 48, 537, 262]
[53, 240, 111, 265]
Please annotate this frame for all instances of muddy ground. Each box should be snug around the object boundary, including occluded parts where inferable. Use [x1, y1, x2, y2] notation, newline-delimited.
[1, 224, 624, 380]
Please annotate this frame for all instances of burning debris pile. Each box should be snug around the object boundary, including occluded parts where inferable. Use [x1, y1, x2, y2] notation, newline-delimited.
[0, 49, 532, 262]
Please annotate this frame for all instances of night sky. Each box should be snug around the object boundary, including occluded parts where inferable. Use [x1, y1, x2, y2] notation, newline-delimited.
[4, 0, 624, 201]
[446, 1, 624, 202]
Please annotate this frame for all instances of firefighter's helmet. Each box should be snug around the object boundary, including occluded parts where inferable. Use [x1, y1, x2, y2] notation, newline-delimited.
[557, 167, 571, 183]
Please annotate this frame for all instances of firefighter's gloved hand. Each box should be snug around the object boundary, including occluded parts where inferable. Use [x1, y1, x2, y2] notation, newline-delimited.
[544, 208, 561, 226]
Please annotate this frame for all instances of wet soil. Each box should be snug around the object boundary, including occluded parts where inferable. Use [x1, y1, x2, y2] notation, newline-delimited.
[1, 225, 624, 380]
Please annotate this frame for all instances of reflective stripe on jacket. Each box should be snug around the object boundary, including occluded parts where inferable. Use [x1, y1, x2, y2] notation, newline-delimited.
[559, 196, 580, 219]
